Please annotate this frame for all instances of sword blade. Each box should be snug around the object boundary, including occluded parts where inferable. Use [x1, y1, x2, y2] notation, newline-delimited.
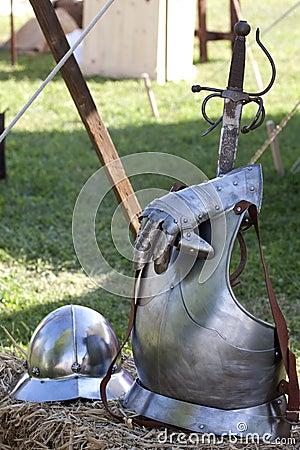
[217, 21, 251, 176]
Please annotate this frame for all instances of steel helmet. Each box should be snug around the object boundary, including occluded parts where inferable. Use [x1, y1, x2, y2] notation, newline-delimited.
[10, 304, 133, 402]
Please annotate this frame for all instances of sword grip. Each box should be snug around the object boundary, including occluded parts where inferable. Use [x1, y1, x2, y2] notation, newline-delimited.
[227, 21, 251, 91]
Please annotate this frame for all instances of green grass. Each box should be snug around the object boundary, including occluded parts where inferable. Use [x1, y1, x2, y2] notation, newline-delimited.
[0, 0, 299, 375]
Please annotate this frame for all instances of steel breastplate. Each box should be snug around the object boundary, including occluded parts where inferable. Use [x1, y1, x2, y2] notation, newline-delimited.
[124, 165, 289, 438]
[132, 208, 284, 409]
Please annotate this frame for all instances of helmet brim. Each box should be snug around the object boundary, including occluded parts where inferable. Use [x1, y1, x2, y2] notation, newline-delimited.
[10, 368, 134, 402]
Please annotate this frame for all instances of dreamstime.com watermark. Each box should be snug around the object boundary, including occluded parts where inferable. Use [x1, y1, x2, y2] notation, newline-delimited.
[156, 428, 297, 446]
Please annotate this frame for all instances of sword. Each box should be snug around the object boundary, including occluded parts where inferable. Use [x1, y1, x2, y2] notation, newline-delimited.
[192, 20, 276, 176]
[217, 21, 250, 176]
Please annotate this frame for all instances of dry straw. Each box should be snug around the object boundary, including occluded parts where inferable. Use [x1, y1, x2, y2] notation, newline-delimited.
[0, 348, 299, 449]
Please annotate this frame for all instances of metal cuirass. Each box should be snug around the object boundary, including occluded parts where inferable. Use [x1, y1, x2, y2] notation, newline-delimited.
[124, 164, 290, 439]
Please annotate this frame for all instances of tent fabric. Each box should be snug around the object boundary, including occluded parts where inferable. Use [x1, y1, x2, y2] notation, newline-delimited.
[3, 7, 79, 53]
[54, 0, 83, 28]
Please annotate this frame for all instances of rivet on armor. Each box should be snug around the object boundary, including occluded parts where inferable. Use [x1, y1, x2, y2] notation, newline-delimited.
[71, 362, 82, 373]
[174, 219, 178, 224]
[236, 206, 242, 212]
[183, 218, 188, 223]
[215, 205, 220, 210]
[233, 181, 238, 186]
[248, 167, 253, 171]
[199, 424, 205, 429]
[187, 232, 191, 237]
[250, 186, 255, 191]
[217, 186, 222, 191]
[170, 284, 174, 289]
[32, 366, 40, 376]
[190, 249, 194, 253]
[277, 399, 282, 404]
[198, 214, 203, 219]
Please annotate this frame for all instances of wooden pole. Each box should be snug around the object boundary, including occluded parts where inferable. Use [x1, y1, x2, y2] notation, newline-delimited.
[141, 73, 159, 120]
[10, 0, 17, 66]
[266, 120, 284, 176]
[28, 0, 141, 238]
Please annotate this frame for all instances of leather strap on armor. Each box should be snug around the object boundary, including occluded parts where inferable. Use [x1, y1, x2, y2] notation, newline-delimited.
[230, 231, 247, 287]
[234, 200, 300, 424]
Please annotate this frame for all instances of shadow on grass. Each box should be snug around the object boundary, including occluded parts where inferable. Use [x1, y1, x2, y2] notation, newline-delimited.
[1, 115, 299, 263]
[0, 115, 299, 347]
[0, 49, 126, 84]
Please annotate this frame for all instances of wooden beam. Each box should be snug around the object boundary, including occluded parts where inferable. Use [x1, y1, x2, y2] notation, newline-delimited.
[29, 0, 141, 238]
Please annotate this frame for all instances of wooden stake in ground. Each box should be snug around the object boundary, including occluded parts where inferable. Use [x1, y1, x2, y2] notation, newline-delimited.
[29, 0, 141, 238]
[266, 120, 284, 176]
[141, 73, 159, 120]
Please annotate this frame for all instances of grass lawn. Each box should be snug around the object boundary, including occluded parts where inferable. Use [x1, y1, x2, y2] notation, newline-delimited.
[0, 0, 299, 377]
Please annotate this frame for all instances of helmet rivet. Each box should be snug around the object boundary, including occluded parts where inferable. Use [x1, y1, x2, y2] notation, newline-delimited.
[71, 362, 81, 373]
[32, 366, 40, 377]
[250, 186, 255, 191]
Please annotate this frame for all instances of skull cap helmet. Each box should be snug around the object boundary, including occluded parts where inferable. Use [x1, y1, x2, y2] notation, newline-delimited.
[10, 304, 133, 402]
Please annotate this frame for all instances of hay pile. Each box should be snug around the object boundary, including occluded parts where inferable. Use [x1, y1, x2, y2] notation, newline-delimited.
[0, 349, 299, 449]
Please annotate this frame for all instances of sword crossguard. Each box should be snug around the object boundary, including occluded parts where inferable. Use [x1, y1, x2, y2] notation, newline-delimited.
[192, 21, 276, 137]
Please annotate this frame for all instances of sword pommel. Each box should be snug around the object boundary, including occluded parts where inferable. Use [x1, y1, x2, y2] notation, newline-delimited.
[227, 21, 251, 91]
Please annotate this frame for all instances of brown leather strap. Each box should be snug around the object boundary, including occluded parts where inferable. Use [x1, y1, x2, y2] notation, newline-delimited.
[230, 231, 247, 287]
[234, 200, 299, 424]
[100, 270, 165, 428]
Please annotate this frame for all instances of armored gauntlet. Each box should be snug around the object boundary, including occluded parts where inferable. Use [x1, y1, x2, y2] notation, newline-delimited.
[134, 164, 262, 273]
